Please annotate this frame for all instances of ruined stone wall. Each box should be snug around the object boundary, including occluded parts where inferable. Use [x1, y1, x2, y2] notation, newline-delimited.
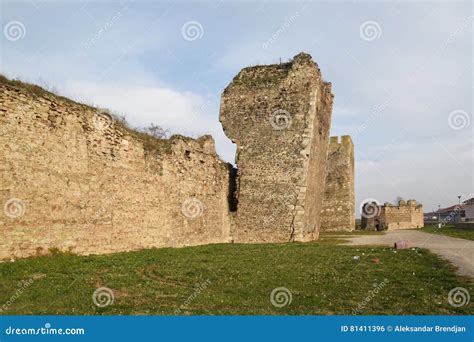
[219, 53, 333, 242]
[320, 135, 355, 231]
[382, 200, 423, 229]
[361, 200, 423, 230]
[0, 80, 231, 259]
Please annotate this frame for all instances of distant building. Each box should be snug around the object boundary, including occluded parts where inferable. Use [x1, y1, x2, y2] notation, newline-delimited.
[361, 199, 423, 231]
[426, 203, 466, 225]
[463, 198, 474, 222]
[424, 211, 439, 222]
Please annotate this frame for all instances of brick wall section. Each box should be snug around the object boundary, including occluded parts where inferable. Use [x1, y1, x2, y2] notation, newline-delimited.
[320, 135, 355, 231]
[0, 81, 231, 259]
[219, 53, 333, 242]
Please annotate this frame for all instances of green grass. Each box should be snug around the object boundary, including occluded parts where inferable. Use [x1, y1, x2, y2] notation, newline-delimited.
[321, 230, 384, 236]
[0, 241, 472, 315]
[422, 224, 474, 241]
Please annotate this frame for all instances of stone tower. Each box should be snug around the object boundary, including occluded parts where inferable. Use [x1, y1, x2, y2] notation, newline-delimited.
[361, 200, 423, 230]
[219, 52, 333, 243]
[320, 135, 355, 231]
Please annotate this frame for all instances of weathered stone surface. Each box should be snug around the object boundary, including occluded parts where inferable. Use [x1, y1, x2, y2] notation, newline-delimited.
[219, 52, 334, 242]
[0, 81, 231, 259]
[0, 52, 348, 259]
[320, 135, 355, 231]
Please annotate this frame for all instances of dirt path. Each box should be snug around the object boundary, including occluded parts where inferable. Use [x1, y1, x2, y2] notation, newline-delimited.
[334, 230, 474, 279]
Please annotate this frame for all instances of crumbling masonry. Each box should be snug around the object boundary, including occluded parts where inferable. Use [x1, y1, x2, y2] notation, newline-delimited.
[0, 53, 355, 259]
[320, 135, 355, 232]
[220, 53, 334, 242]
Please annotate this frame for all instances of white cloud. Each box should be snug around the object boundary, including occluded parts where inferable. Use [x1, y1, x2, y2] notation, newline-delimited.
[356, 139, 472, 212]
[1, 0, 470, 212]
[60, 80, 236, 163]
[63, 81, 203, 129]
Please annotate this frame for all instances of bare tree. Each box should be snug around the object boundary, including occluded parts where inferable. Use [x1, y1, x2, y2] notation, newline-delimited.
[394, 196, 405, 205]
[140, 123, 170, 139]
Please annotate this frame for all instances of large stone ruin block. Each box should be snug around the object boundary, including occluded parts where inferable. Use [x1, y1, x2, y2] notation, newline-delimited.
[219, 53, 333, 242]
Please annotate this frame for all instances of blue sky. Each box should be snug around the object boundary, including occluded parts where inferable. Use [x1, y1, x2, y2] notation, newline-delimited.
[1, 0, 472, 214]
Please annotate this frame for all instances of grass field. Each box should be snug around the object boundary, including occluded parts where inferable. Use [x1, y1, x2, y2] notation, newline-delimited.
[422, 224, 474, 241]
[0, 238, 472, 316]
[320, 230, 383, 236]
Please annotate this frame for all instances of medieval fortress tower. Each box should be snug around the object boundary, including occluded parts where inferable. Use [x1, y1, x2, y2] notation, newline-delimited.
[220, 53, 333, 242]
[361, 200, 424, 231]
[0, 52, 421, 260]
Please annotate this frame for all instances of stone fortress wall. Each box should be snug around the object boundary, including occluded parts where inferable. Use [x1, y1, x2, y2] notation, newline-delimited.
[1, 52, 357, 259]
[0, 79, 231, 259]
[361, 200, 424, 230]
[320, 135, 355, 231]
